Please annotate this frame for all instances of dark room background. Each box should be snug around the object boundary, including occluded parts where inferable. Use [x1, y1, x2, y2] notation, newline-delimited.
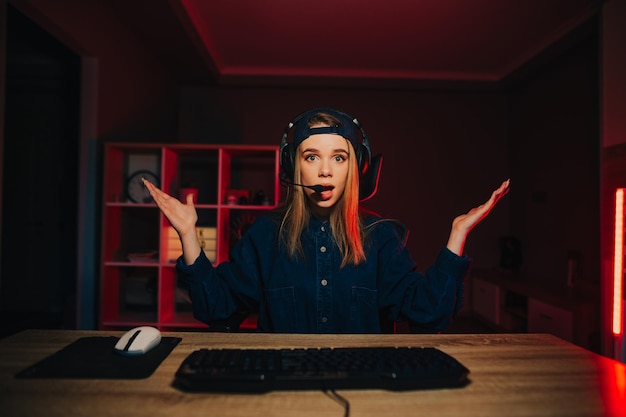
[1, 0, 618, 357]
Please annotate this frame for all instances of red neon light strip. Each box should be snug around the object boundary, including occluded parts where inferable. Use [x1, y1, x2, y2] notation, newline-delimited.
[613, 188, 624, 336]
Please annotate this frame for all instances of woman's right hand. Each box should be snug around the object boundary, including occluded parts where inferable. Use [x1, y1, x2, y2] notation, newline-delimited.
[143, 178, 201, 264]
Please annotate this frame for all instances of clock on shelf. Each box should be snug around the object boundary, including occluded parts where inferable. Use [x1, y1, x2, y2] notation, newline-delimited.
[126, 170, 159, 203]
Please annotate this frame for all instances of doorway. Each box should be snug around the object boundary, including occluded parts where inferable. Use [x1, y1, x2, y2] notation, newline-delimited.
[1, 5, 80, 336]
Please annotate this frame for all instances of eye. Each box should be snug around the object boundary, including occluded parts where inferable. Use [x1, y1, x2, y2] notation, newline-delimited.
[333, 154, 347, 162]
[304, 154, 318, 162]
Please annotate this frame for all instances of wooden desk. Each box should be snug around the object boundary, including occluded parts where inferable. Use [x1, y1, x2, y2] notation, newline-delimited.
[1, 330, 625, 417]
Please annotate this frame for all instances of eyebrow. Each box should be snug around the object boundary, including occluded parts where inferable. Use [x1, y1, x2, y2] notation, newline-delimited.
[301, 147, 349, 154]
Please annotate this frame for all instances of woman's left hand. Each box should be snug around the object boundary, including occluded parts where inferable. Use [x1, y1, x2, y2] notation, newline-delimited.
[446, 179, 510, 255]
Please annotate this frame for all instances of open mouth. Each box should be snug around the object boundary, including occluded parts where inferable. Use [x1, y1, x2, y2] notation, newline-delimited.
[316, 186, 335, 201]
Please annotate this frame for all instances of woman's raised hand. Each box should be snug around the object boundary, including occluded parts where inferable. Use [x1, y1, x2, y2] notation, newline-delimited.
[446, 179, 510, 256]
[143, 179, 201, 265]
[142, 178, 198, 236]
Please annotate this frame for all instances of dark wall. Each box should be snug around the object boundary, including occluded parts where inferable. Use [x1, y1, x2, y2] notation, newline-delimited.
[508, 32, 599, 286]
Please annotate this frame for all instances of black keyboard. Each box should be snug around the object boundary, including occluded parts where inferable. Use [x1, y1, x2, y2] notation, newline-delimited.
[174, 346, 470, 392]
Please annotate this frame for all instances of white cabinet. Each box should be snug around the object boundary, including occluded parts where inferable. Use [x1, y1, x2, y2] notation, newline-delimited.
[469, 269, 597, 349]
[528, 298, 573, 342]
[472, 278, 501, 326]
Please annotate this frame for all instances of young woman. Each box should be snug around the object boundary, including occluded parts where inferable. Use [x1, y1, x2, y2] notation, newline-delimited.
[143, 108, 509, 333]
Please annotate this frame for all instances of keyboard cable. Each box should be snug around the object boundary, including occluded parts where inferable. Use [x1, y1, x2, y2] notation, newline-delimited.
[323, 388, 350, 417]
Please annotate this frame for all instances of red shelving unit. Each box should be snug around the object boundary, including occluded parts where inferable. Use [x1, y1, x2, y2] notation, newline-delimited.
[100, 143, 280, 330]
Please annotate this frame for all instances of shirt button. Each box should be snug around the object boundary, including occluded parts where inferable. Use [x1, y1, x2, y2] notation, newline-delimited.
[321, 279, 328, 286]
[320, 246, 326, 253]
[321, 317, 328, 323]
[321, 226, 325, 231]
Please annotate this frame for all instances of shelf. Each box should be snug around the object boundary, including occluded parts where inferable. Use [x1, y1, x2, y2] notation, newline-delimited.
[100, 143, 280, 330]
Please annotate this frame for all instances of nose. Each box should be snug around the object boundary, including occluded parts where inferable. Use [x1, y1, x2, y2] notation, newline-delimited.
[319, 161, 331, 178]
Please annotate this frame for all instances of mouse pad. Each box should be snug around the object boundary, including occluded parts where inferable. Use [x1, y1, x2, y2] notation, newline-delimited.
[15, 336, 181, 379]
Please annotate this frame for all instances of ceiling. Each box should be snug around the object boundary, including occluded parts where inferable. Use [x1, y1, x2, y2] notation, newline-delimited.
[113, 0, 597, 87]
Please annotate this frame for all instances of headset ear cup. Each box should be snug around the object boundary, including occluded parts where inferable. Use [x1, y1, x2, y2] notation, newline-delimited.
[357, 143, 370, 175]
[280, 143, 295, 180]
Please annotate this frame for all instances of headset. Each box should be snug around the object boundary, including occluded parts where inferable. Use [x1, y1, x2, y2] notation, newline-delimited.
[279, 107, 381, 201]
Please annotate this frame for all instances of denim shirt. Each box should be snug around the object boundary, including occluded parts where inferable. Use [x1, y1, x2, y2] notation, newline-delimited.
[176, 214, 470, 333]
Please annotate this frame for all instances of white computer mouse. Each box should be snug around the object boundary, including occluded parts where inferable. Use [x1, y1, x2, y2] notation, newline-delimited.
[114, 326, 162, 356]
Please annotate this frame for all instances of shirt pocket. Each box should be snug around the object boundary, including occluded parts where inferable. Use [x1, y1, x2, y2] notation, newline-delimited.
[264, 286, 297, 332]
[350, 286, 379, 332]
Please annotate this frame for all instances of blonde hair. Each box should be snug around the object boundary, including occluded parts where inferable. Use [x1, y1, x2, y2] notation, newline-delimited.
[279, 139, 366, 267]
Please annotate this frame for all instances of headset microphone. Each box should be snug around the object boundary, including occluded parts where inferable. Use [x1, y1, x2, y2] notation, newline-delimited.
[279, 172, 332, 193]
[296, 183, 333, 193]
